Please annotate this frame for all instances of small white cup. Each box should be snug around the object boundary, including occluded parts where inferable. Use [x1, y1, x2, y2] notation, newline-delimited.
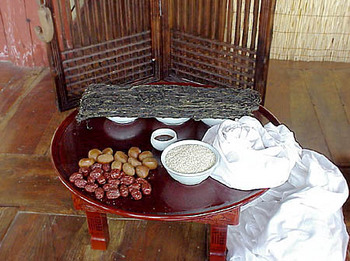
[151, 128, 178, 151]
[156, 117, 190, 125]
[107, 117, 137, 124]
[201, 118, 225, 126]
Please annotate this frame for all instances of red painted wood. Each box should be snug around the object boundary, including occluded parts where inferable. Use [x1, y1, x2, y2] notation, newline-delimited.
[24, 0, 49, 66]
[209, 225, 228, 261]
[85, 211, 109, 250]
[193, 207, 240, 226]
[0, 0, 48, 67]
[0, 0, 32, 66]
[73, 192, 236, 255]
[72, 195, 109, 250]
[72, 194, 104, 213]
[0, 11, 8, 60]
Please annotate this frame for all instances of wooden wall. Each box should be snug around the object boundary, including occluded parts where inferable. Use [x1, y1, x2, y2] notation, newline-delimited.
[0, 0, 49, 67]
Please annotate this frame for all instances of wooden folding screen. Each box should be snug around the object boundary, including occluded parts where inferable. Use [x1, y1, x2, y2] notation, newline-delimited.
[48, 0, 160, 110]
[47, 0, 276, 111]
[161, 0, 276, 103]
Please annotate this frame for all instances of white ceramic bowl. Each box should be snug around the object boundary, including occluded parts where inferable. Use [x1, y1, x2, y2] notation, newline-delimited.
[201, 118, 225, 126]
[150, 128, 178, 151]
[161, 140, 220, 185]
[156, 117, 190, 125]
[107, 116, 137, 124]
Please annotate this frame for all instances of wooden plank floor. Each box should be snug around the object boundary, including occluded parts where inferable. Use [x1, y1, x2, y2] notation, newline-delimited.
[0, 60, 349, 260]
[265, 61, 350, 167]
[0, 212, 206, 261]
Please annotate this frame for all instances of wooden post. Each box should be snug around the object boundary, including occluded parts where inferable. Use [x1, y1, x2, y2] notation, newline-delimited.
[160, 0, 171, 79]
[209, 225, 228, 261]
[189, 206, 240, 260]
[150, 0, 162, 80]
[71, 194, 110, 250]
[254, 0, 277, 104]
[86, 211, 110, 250]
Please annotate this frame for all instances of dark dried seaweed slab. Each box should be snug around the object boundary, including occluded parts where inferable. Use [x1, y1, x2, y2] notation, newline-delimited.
[76, 84, 261, 122]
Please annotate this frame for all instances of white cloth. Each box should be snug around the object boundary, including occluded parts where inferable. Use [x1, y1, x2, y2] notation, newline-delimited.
[227, 150, 349, 261]
[202, 117, 301, 190]
[200, 116, 349, 260]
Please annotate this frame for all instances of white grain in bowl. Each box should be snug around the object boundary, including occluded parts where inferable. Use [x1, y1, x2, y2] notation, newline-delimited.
[165, 144, 216, 174]
[161, 140, 220, 185]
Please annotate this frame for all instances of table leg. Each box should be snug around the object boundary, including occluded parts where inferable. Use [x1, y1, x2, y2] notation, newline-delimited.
[209, 225, 227, 261]
[71, 195, 110, 250]
[85, 211, 110, 250]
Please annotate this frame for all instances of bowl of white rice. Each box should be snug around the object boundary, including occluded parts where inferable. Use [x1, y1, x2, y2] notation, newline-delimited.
[161, 140, 220, 185]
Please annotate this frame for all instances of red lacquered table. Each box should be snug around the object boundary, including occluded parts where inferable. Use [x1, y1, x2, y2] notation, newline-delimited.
[51, 105, 279, 261]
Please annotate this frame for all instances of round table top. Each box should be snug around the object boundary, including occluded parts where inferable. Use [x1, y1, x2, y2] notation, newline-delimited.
[51, 106, 279, 220]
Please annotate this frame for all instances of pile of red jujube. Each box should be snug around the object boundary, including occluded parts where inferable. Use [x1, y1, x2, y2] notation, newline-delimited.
[69, 147, 157, 201]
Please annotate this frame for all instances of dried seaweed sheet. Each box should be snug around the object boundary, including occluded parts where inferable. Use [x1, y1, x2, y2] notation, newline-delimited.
[76, 84, 261, 122]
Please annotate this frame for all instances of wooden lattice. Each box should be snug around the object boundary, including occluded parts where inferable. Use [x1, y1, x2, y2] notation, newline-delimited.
[47, 0, 276, 111]
[162, 0, 276, 102]
[48, 0, 156, 110]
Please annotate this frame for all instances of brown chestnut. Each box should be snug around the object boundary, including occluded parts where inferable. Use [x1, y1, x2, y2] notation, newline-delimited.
[88, 148, 102, 160]
[78, 158, 95, 168]
[102, 147, 113, 155]
[142, 157, 158, 170]
[138, 151, 153, 161]
[111, 160, 123, 170]
[136, 165, 149, 178]
[97, 154, 114, 164]
[114, 151, 128, 163]
[122, 162, 135, 176]
[128, 157, 142, 167]
[128, 147, 141, 159]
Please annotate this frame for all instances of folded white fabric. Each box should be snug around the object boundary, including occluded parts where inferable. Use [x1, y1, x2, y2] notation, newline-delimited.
[226, 150, 349, 261]
[202, 116, 302, 190]
[202, 116, 349, 260]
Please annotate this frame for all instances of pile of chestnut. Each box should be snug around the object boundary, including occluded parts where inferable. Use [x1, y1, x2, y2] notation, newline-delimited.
[69, 147, 157, 201]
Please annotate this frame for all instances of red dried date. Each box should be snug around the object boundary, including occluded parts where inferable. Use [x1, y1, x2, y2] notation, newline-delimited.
[130, 189, 142, 200]
[106, 189, 120, 199]
[79, 167, 90, 176]
[110, 169, 123, 179]
[74, 178, 87, 188]
[108, 179, 120, 186]
[102, 184, 110, 191]
[69, 172, 83, 183]
[135, 177, 147, 184]
[90, 168, 103, 179]
[120, 176, 135, 185]
[119, 184, 129, 197]
[141, 182, 152, 195]
[104, 172, 111, 179]
[97, 175, 107, 185]
[103, 183, 118, 192]
[91, 163, 103, 170]
[87, 176, 95, 184]
[102, 163, 111, 172]
[85, 183, 98, 193]
[73, 147, 154, 201]
[128, 183, 141, 192]
[95, 187, 104, 200]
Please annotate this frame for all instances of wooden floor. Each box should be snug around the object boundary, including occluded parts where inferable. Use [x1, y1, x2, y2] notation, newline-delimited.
[0, 60, 349, 260]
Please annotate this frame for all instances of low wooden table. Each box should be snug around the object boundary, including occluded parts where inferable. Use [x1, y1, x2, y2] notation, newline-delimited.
[51, 106, 279, 261]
